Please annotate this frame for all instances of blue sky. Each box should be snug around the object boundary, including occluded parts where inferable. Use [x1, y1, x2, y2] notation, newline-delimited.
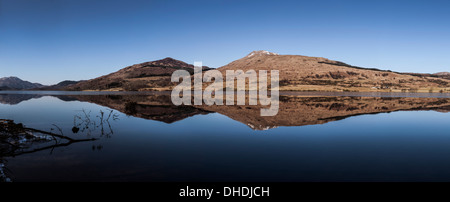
[1, 0, 450, 85]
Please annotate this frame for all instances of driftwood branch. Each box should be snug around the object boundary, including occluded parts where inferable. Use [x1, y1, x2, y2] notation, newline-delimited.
[11, 137, 97, 157]
[24, 127, 75, 141]
[1, 119, 98, 158]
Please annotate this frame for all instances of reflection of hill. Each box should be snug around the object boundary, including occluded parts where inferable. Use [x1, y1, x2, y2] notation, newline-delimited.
[55, 94, 211, 123]
[0, 94, 43, 105]
[200, 96, 450, 130]
[52, 94, 450, 130]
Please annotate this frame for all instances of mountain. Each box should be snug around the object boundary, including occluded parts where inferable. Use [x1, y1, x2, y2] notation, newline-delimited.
[66, 51, 450, 92]
[35, 80, 81, 90]
[0, 77, 44, 90]
[246, 50, 280, 57]
[67, 57, 211, 91]
[217, 50, 450, 92]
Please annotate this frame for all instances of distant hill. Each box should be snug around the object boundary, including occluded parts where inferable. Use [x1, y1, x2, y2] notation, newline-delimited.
[67, 57, 211, 91]
[433, 72, 450, 80]
[0, 77, 43, 90]
[403, 72, 450, 80]
[34, 80, 81, 90]
[434, 72, 450, 76]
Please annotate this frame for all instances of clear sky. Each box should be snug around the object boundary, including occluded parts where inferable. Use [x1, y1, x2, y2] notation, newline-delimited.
[1, 0, 450, 85]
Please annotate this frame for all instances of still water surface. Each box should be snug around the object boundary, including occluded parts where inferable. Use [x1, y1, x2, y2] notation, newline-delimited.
[1, 91, 450, 181]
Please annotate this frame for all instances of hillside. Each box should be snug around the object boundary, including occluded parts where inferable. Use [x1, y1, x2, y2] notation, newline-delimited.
[67, 57, 211, 91]
[34, 80, 81, 90]
[217, 51, 450, 93]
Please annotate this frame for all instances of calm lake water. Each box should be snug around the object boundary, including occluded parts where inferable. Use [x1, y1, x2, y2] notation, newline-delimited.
[2, 91, 450, 182]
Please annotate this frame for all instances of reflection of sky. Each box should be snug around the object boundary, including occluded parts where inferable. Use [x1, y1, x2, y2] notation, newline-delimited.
[0, 96, 95, 128]
[3, 96, 450, 181]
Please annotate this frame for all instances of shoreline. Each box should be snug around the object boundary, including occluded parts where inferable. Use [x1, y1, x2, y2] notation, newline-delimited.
[1, 90, 450, 98]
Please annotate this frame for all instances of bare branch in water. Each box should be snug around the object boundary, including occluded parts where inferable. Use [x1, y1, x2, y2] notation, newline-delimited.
[1, 119, 98, 158]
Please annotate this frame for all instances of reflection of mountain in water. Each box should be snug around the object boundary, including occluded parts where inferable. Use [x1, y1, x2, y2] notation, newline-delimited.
[2, 93, 450, 130]
[55, 94, 211, 123]
[49, 94, 450, 130]
[202, 96, 450, 130]
[0, 94, 43, 105]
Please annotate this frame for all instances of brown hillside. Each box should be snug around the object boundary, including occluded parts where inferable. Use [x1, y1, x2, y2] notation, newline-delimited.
[67, 51, 450, 92]
[218, 50, 450, 92]
[67, 57, 210, 91]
